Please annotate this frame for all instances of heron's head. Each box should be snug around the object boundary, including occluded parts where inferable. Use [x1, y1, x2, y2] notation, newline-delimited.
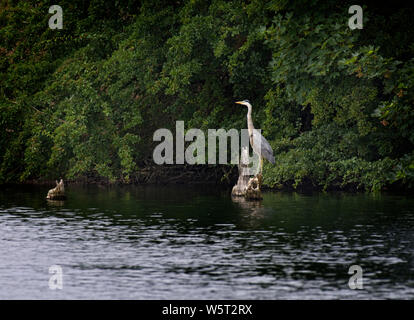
[235, 100, 252, 108]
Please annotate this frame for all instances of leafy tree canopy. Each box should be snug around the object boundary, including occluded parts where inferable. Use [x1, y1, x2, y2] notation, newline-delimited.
[1, 0, 413, 191]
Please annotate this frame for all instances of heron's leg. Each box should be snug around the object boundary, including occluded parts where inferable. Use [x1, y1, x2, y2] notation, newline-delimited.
[254, 157, 263, 176]
[260, 157, 263, 175]
[255, 157, 263, 189]
[254, 155, 261, 176]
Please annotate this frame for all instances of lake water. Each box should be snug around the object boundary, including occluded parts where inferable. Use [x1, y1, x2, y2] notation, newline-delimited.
[0, 185, 413, 299]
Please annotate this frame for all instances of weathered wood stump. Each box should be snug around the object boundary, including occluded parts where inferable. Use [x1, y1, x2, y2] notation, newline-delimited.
[231, 147, 263, 200]
[244, 174, 263, 200]
[231, 152, 250, 196]
[46, 179, 66, 200]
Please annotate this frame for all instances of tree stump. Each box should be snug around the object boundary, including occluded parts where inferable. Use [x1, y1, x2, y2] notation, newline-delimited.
[231, 147, 263, 200]
[46, 179, 66, 200]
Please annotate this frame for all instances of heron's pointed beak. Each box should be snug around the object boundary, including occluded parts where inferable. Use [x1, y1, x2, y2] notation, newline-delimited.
[235, 101, 244, 105]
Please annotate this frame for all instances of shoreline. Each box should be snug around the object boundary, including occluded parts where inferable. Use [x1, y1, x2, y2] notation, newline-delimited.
[2, 173, 411, 195]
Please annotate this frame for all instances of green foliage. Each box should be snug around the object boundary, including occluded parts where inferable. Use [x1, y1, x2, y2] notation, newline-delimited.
[0, 0, 413, 191]
[260, 1, 414, 191]
[263, 123, 397, 192]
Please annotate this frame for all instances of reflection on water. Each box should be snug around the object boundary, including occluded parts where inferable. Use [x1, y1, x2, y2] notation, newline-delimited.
[0, 185, 413, 299]
[46, 199, 65, 207]
[231, 196, 267, 229]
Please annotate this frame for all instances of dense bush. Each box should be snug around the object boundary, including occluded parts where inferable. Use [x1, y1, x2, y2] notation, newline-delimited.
[1, 0, 413, 191]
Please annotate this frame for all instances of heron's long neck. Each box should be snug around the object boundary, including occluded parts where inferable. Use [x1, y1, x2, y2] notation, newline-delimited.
[246, 105, 254, 135]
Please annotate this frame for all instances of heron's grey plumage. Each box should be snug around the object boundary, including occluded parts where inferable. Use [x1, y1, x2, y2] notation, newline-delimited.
[252, 129, 275, 164]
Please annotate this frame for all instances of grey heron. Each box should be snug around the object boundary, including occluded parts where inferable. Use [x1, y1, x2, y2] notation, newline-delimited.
[236, 100, 275, 174]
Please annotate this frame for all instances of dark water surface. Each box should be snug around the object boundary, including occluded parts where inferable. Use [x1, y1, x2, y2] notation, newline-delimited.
[0, 185, 413, 299]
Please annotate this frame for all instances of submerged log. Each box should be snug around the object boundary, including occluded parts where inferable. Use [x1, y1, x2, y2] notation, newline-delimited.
[231, 147, 262, 200]
[46, 179, 66, 200]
